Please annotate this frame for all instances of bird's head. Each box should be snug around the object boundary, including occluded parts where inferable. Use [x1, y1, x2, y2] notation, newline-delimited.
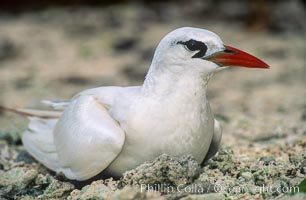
[150, 27, 269, 78]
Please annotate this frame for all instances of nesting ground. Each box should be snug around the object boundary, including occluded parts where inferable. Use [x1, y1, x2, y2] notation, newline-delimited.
[0, 4, 305, 200]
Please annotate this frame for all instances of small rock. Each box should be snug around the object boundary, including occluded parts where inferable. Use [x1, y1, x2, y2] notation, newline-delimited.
[39, 178, 74, 199]
[259, 156, 276, 165]
[0, 140, 17, 170]
[119, 154, 200, 191]
[0, 167, 38, 188]
[252, 165, 280, 186]
[271, 180, 289, 196]
[289, 177, 304, 187]
[289, 154, 304, 167]
[0, 185, 13, 197]
[0, 130, 22, 145]
[111, 186, 164, 200]
[15, 151, 35, 164]
[35, 174, 52, 185]
[18, 184, 47, 197]
[241, 172, 252, 181]
[0, 167, 38, 195]
[207, 147, 236, 174]
[68, 179, 117, 200]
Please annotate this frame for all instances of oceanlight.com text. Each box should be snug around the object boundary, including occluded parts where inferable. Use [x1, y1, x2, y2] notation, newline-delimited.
[140, 183, 299, 194]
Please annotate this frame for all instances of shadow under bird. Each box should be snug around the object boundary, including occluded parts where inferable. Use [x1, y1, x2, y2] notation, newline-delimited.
[0, 27, 270, 181]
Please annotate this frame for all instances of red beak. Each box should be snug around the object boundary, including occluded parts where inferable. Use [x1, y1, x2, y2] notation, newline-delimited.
[208, 45, 270, 69]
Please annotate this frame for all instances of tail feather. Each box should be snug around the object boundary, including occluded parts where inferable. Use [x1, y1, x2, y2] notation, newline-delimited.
[41, 100, 69, 111]
[17, 108, 61, 118]
[1, 104, 63, 172]
[0, 105, 61, 118]
[22, 117, 60, 171]
[0, 105, 36, 117]
[22, 130, 60, 171]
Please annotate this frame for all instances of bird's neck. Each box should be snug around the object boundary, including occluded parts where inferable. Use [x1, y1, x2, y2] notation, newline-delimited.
[142, 67, 211, 102]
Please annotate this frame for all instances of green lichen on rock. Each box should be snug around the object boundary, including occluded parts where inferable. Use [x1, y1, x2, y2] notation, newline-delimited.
[206, 147, 236, 174]
[119, 154, 200, 191]
[252, 165, 280, 186]
[111, 186, 164, 200]
[250, 157, 302, 188]
[39, 176, 74, 199]
[68, 179, 118, 200]
[195, 146, 305, 199]
[68, 155, 200, 199]
[0, 167, 38, 195]
[289, 153, 306, 168]
[0, 140, 19, 170]
[0, 167, 74, 199]
[240, 172, 252, 181]
[0, 129, 22, 145]
[259, 156, 276, 165]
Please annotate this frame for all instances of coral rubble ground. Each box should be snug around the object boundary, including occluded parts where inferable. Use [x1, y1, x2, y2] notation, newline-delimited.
[0, 2, 306, 199]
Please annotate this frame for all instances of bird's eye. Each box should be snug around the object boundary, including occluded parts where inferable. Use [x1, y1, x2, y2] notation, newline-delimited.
[185, 40, 202, 51]
[177, 39, 208, 58]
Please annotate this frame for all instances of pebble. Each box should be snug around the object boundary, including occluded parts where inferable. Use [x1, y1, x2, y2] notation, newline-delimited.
[241, 172, 252, 181]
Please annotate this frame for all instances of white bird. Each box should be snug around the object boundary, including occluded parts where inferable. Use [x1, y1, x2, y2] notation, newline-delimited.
[0, 27, 269, 181]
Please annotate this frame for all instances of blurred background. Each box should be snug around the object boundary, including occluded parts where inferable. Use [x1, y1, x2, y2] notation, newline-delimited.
[0, 0, 305, 146]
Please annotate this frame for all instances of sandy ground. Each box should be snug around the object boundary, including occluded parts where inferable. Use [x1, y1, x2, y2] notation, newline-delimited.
[0, 4, 305, 200]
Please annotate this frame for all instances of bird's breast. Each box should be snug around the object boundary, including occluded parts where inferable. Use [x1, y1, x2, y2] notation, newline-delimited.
[106, 95, 215, 176]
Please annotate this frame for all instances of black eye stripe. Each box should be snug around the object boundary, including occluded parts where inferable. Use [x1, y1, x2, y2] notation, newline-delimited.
[177, 39, 208, 58]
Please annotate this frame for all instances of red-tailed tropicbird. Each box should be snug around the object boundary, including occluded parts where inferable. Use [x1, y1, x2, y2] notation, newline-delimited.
[0, 27, 269, 181]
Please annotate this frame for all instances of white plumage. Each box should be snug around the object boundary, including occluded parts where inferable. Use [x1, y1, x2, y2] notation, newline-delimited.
[7, 27, 269, 180]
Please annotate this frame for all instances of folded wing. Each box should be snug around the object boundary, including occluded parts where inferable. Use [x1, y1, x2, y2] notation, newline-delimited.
[22, 95, 125, 181]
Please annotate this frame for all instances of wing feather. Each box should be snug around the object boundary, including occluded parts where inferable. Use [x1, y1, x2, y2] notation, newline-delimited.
[2, 92, 124, 181]
[53, 95, 125, 180]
